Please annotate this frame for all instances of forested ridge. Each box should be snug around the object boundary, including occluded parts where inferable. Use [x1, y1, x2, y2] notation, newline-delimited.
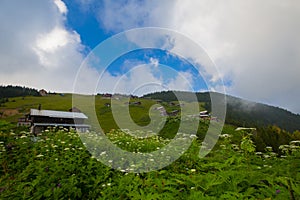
[143, 91, 300, 132]
[0, 85, 39, 99]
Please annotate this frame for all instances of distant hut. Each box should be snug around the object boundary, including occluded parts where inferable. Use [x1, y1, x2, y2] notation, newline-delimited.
[132, 101, 141, 105]
[102, 93, 112, 99]
[199, 110, 210, 119]
[168, 110, 179, 116]
[39, 89, 48, 96]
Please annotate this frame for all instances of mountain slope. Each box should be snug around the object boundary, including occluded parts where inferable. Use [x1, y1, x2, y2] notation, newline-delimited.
[143, 91, 300, 132]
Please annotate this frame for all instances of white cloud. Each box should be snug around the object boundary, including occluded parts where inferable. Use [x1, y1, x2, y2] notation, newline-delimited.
[89, 0, 300, 113]
[89, 62, 193, 96]
[149, 57, 159, 68]
[34, 27, 81, 69]
[0, 0, 85, 92]
[54, 0, 68, 15]
[166, 71, 194, 91]
[2, 0, 300, 114]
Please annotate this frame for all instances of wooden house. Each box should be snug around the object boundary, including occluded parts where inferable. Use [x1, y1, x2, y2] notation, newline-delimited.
[29, 109, 90, 134]
[17, 117, 31, 127]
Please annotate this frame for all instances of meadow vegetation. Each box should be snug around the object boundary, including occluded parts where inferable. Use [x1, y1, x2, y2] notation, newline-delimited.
[1, 93, 300, 199]
[0, 124, 300, 199]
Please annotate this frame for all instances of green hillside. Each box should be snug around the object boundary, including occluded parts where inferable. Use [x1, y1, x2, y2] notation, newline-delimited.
[143, 91, 300, 133]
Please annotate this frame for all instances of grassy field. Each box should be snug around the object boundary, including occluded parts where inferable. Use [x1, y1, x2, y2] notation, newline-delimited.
[0, 94, 205, 135]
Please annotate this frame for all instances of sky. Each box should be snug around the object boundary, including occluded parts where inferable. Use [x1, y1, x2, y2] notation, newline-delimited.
[0, 0, 300, 114]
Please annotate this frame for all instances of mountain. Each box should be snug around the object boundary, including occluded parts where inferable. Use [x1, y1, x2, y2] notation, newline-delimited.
[143, 91, 300, 132]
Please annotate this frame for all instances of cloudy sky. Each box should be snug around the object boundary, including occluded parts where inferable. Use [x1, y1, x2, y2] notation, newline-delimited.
[1, 0, 300, 113]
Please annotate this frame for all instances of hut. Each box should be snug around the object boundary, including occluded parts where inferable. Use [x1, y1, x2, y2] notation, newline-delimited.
[29, 109, 90, 134]
[39, 89, 48, 96]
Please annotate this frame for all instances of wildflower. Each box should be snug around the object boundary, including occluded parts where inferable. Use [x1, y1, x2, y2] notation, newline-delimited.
[265, 146, 273, 151]
[276, 189, 281, 194]
[36, 154, 44, 158]
[191, 169, 196, 172]
[263, 155, 270, 159]
[290, 140, 300, 145]
[190, 134, 197, 138]
[220, 134, 231, 138]
[107, 183, 111, 186]
[108, 160, 113, 163]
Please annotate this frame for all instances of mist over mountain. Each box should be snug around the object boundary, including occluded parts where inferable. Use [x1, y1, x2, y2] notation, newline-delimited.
[143, 91, 300, 132]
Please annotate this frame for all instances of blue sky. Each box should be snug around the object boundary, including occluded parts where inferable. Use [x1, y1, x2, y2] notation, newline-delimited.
[0, 0, 299, 113]
[63, 0, 108, 50]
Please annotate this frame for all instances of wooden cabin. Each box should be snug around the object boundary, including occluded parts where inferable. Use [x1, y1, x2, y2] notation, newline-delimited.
[29, 109, 90, 134]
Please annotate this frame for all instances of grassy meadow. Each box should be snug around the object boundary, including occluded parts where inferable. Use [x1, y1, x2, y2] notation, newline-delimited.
[0, 94, 300, 199]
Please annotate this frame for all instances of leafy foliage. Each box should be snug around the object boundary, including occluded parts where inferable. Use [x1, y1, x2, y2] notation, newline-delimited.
[0, 127, 300, 199]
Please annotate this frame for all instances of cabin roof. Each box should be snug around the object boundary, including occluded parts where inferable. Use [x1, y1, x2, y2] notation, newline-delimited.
[30, 109, 88, 119]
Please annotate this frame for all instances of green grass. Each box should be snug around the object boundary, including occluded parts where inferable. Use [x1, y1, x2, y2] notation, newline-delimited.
[0, 95, 205, 136]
